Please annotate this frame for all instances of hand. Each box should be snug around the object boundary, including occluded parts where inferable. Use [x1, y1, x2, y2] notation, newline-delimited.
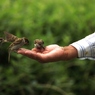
[17, 44, 66, 63]
[17, 44, 78, 63]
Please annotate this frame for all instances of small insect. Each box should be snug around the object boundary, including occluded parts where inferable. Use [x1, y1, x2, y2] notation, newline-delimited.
[8, 37, 29, 62]
[34, 39, 45, 49]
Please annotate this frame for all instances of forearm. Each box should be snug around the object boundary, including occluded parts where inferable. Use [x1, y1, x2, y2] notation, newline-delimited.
[62, 45, 78, 60]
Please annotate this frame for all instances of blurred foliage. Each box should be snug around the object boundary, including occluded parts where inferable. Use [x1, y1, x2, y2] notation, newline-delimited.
[0, 0, 95, 95]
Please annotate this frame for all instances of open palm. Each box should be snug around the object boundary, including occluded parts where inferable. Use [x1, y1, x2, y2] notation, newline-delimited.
[17, 44, 65, 63]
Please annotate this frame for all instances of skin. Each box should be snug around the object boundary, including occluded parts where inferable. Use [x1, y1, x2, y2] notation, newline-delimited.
[17, 44, 78, 63]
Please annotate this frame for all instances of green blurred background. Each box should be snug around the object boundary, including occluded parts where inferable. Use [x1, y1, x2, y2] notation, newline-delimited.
[0, 0, 95, 95]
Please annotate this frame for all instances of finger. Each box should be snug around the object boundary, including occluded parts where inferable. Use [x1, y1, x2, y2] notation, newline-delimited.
[17, 48, 30, 54]
[17, 48, 37, 58]
[23, 50, 43, 61]
[32, 48, 40, 52]
[16, 48, 40, 59]
[32, 48, 37, 51]
[32, 48, 45, 52]
[18, 48, 49, 63]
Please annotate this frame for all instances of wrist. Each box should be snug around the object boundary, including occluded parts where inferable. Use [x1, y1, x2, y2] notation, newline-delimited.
[61, 45, 78, 60]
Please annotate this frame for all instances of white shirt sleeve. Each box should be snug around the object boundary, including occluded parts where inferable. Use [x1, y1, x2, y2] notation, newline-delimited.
[71, 32, 95, 60]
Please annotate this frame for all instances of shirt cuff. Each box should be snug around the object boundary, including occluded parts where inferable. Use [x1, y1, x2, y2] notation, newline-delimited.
[70, 32, 95, 60]
[71, 39, 90, 58]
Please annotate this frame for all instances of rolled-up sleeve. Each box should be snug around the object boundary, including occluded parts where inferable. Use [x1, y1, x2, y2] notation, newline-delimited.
[71, 32, 95, 60]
